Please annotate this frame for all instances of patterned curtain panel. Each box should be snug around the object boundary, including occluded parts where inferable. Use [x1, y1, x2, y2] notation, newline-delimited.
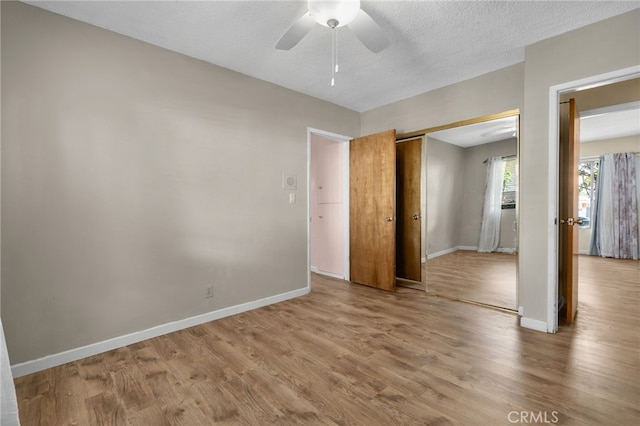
[589, 152, 639, 260]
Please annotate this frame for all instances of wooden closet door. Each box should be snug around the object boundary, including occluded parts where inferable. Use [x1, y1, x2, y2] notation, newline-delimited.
[396, 138, 422, 282]
[350, 129, 397, 291]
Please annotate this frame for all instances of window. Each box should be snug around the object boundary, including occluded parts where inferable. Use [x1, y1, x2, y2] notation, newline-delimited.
[578, 160, 599, 228]
[502, 157, 517, 209]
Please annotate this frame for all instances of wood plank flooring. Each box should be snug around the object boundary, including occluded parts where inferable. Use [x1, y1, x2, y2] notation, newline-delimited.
[425, 251, 517, 310]
[14, 256, 640, 425]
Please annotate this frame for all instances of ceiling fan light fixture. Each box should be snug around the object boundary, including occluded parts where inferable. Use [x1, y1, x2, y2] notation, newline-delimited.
[276, 0, 388, 87]
[309, 0, 360, 27]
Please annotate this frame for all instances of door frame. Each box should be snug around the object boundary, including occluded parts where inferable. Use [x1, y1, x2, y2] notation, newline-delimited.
[546, 65, 640, 333]
[307, 128, 351, 284]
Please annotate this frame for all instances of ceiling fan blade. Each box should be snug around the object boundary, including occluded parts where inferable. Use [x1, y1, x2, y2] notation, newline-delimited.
[276, 12, 316, 50]
[348, 9, 389, 53]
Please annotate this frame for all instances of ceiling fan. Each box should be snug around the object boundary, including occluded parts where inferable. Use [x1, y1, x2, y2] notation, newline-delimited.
[276, 0, 389, 86]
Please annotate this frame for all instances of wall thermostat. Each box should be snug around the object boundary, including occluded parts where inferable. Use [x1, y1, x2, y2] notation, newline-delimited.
[283, 173, 297, 190]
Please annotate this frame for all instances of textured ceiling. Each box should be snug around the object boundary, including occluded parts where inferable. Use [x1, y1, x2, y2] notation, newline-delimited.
[24, 0, 640, 112]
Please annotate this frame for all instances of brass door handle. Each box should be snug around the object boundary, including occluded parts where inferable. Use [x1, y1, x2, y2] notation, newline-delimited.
[560, 218, 583, 226]
[412, 214, 420, 220]
[385, 216, 394, 222]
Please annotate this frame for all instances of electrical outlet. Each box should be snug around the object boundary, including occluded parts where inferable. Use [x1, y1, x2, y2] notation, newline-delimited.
[204, 285, 214, 299]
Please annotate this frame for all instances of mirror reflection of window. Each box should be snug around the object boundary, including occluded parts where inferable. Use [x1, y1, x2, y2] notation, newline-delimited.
[502, 157, 518, 209]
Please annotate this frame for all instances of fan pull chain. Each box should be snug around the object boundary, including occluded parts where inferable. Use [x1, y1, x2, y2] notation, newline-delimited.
[335, 27, 339, 74]
[328, 18, 339, 87]
[331, 27, 336, 86]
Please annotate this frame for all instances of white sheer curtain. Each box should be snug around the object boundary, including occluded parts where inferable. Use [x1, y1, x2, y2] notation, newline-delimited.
[590, 153, 639, 260]
[478, 156, 505, 252]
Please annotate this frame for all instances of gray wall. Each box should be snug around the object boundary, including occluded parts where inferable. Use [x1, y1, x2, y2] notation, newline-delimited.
[1, 2, 359, 364]
[560, 77, 640, 110]
[425, 137, 464, 254]
[580, 135, 640, 158]
[361, 63, 524, 135]
[520, 9, 640, 324]
[426, 137, 517, 255]
[2, 2, 639, 366]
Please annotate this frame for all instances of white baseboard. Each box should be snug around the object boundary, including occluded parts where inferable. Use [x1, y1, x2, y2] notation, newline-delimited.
[579, 249, 589, 255]
[310, 266, 344, 280]
[427, 247, 459, 260]
[520, 316, 549, 333]
[428, 246, 517, 259]
[11, 287, 310, 378]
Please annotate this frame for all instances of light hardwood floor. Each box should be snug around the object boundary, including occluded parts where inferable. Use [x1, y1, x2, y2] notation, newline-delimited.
[14, 256, 640, 425]
[425, 251, 517, 310]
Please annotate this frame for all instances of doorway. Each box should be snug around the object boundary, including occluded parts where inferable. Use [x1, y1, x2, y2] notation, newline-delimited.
[547, 65, 640, 332]
[308, 128, 404, 293]
[308, 128, 350, 281]
[555, 77, 640, 327]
